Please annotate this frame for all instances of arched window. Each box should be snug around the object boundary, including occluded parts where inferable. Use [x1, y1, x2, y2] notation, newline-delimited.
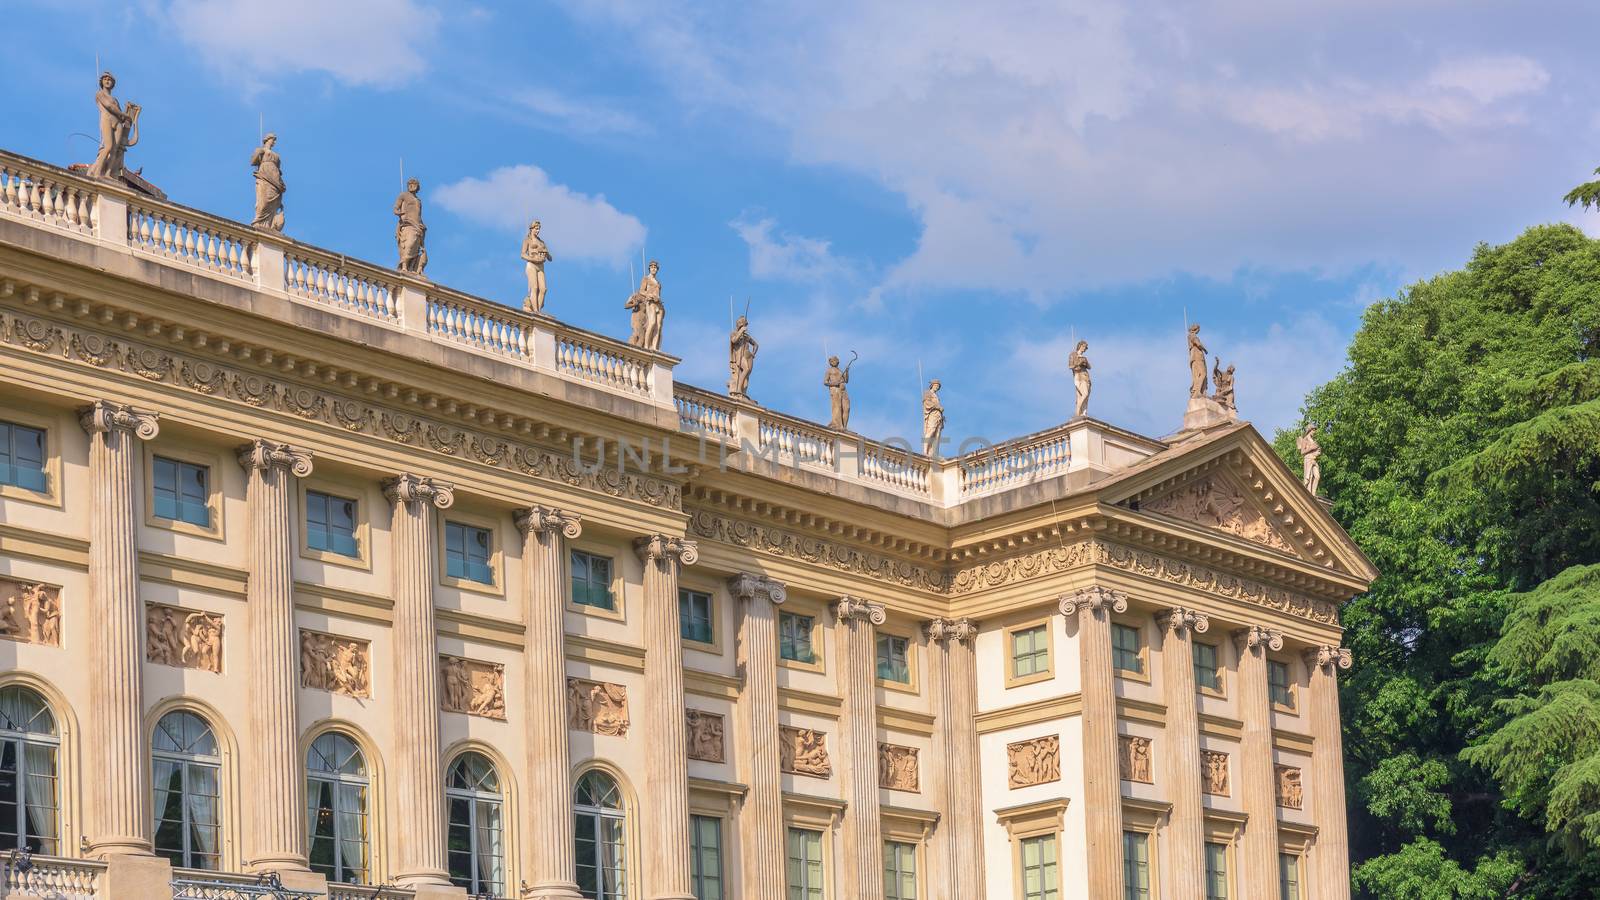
[306, 732, 370, 885]
[151, 710, 221, 870]
[0, 686, 59, 854]
[574, 770, 627, 900]
[446, 752, 504, 895]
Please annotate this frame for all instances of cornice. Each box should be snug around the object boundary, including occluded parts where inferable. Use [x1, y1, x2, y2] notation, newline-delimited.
[687, 508, 950, 595]
[685, 483, 950, 562]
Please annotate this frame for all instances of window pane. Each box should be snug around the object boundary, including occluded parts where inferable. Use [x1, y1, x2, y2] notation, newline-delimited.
[1013, 626, 1048, 677]
[1279, 853, 1301, 900]
[1205, 842, 1229, 900]
[691, 814, 722, 900]
[877, 635, 910, 683]
[572, 551, 615, 610]
[780, 613, 815, 663]
[1113, 624, 1143, 674]
[1123, 832, 1151, 900]
[0, 423, 47, 493]
[1194, 642, 1221, 691]
[680, 589, 715, 644]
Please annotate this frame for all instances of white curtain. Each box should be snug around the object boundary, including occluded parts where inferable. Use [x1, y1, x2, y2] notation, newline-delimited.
[21, 742, 56, 852]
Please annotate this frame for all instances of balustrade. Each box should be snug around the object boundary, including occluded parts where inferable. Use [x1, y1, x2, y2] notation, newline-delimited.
[554, 330, 651, 396]
[426, 292, 531, 360]
[283, 252, 399, 323]
[757, 414, 837, 467]
[1, 854, 104, 898]
[958, 426, 1072, 497]
[674, 386, 738, 439]
[862, 443, 931, 495]
[128, 203, 256, 280]
[0, 160, 96, 235]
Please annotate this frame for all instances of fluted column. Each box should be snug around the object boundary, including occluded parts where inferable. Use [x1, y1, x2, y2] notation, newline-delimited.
[384, 474, 455, 889]
[516, 507, 584, 900]
[1157, 607, 1209, 899]
[79, 401, 159, 858]
[927, 617, 983, 899]
[1059, 587, 1126, 898]
[238, 440, 315, 873]
[1234, 625, 1284, 892]
[635, 535, 698, 900]
[835, 596, 886, 900]
[1306, 645, 1353, 900]
[729, 573, 787, 900]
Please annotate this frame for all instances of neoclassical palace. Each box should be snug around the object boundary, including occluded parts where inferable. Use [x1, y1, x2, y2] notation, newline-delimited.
[0, 146, 1371, 900]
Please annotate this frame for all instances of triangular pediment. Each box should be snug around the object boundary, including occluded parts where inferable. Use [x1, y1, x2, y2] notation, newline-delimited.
[1138, 470, 1300, 556]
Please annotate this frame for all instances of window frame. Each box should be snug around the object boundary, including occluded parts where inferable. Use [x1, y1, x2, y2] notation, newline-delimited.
[0, 685, 61, 856]
[574, 767, 632, 900]
[1120, 800, 1167, 900]
[778, 605, 826, 674]
[678, 583, 719, 652]
[298, 479, 371, 570]
[689, 813, 724, 900]
[995, 798, 1067, 900]
[439, 509, 504, 596]
[785, 826, 828, 900]
[1193, 640, 1225, 697]
[305, 730, 373, 886]
[1203, 811, 1246, 900]
[444, 750, 506, 897]
[1278, 851, 1303, 900]
[144, 444, 225, 540]
[883, 838, 919, 900]
[1110, 618, 1149, 683]
[567, 544, 624, 621]
[1004, 618, 1054, 689]
[0, 408, 60, 507]
[1204, 840, 1231, 900]
[1268, 657, 1298, 713]
[874, 626, 918, 693]
[1122, 830, 1153, 900]
[151, 710, 223, 872]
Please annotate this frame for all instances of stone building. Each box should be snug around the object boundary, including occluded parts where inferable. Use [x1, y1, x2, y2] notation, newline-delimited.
[0, 148, 1371, 899]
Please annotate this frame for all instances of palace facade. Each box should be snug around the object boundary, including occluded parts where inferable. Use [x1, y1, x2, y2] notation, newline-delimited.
[0, 148, 1372, 900]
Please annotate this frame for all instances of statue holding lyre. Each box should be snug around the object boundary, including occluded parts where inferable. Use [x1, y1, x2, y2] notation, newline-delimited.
[89, 72, 140, 180]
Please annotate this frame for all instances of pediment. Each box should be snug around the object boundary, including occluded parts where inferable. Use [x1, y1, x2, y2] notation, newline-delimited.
[1138, 471, 1300, 556]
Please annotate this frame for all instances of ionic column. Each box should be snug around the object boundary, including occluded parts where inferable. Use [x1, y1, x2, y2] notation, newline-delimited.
[79, 400, 159, 858]
[729, 573, 787, 900]
[635, 534, 698, 900]
[383, 474, 455, 889]
[927, 617, 983, 898]
[834, 596, 886, 900]
[1305, 645, 1353, 900]
[515, 507, 585, 900]
[238, 440, 314, 873]
[1059, 588, 1126, 898]
[1157, 607, 1209, 899]
[1234, 625, 1285, 891]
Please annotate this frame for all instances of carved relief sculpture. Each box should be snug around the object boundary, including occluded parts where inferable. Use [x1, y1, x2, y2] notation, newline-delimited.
[439, 655, 506, 719]
[0, 578, 61, 648]
[1119, 735, 1153, 784]
[1141, 476, 1295, 553]
[1276, 764, 1304, 809]
[394, 178, 427, 275]
[300, 630, 372, 698]
[1297, 423, 1322, 495]
[567, 677, 629, 736]
[922, 379, 945, 456]
[521, 219, 552, 313]
[727, 315, 758, 401]
[1007, 735, 1061, 788]
[146, 603, 223, 673]
[1202, 750, 1230, 795]
[624, 260, 664, 350]
[685, 709, 726, 762]
[1068, 339, 1091, 417]
[779, 726, 832, 778]
[878, 743, 920, 792]
[250, 133, 286, 231]
[89, 72, 140, 181]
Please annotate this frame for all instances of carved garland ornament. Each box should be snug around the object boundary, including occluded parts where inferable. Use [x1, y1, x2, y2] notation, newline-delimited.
[146, 603, 223, 673]
[439, 655, 506, 720]
[1007, 735, 1060, 788]
[0, 578, 61, 648]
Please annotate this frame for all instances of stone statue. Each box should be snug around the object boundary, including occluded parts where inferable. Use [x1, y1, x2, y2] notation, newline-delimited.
[825, 352, 856, 430]
[685, 710, 725, 762]
[88, 72, 140, 181]
[727, 315, 758, 400]
[250, 133, 286, 231]
[1068, 339, 1091, 418]
[624, 260, 664, 350]
[394, 178, 427, 275]
[922, 379, 945, 456]
[521, 219, 552, 313]
[1007, 735, 1061, 788]
[779, 726, 832, 778]
[1211, 356, 1236, 413]
[1297, 423, 1322, 494]
[1202, 750, 1230, 795]
[1187, 324, 1208, 399]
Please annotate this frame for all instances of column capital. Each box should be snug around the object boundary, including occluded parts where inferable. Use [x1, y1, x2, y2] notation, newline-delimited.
[633, 533, 698, 566]
[78, 400, 159, 440]
[382, 473, 454, 509]
[926, 616, 978, 644]
[1232, 625, 1284, 654]
[514, 505, 582, 540]
[1058, 586, 1128, 619]
[1302, 644, 1353, 672]
[834, 595, 886, 626]
[1157, 606, 1210, 636]
[728, 572, 786, 606]
[236, 439, 313, 477]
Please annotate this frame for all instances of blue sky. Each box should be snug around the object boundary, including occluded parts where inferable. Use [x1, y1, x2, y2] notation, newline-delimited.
[8, 0, 1599, 448]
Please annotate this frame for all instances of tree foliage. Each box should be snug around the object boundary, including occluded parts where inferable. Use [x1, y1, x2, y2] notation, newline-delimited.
[1566, 167, 1600, 212]
[1276, 224, 1600, 896]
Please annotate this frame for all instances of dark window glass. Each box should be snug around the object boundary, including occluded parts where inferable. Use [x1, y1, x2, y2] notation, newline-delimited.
[1193, 642, 1222, 692]
[152, 456, 211, 527]
[680, 589, 715, 644]
[1112, 624, 1143, 674]
[446, 522, 495, 585]
[306, 490, 360, 558]
[876, 634, 911, 684]
[1269, 660, 1295, 708]
[0, 423, 47, 493]
[571, 550, 616, 611]
[779, 612, 815, 664]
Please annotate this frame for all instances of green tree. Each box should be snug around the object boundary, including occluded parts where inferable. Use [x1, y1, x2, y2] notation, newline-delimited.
[1275, 224, 1600, 897]
[1567, 167, 1600, 212]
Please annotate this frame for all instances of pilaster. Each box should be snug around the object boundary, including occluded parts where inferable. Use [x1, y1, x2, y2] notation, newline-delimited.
[834, 596, 886, 900]
[1157, 607, 1209, 898]
[1234, 624, 1285, 891]
[927, 617, 983, 898]
[729, 573, 787, 900]
[1058, 587, 1127, 898]
[635, 534, 698, 900]
[1306, 645, 1354, 900]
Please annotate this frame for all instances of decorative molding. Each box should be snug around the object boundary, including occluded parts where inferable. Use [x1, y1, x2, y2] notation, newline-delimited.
[1276, 764, 1304, 810]
[1303, 644, 1353, 672]
[1233, 625, 1285, 654]
[1202, 750, 1230, 796]
[688, 509, 948, 594]
[1141, 473, 1296, 553]
[77, 399, 159, 440]
[925, 616, 978, 644]
[1157, 606, 1210, 635]
[950, 540, 1095, 595]
[0, 577, 61, 647]
[236, 439, 313, 477]
[878, 743, 920, 792]
[566, 677, 629, 736]
[514, 505, 582, 540]
[1058, 586, 1128, 618]
[727, 572, 786, 606]
[975, 694, 1084, 735]
[299, 629, 371, 698]
[1118, 735, 1153, 784]
[686, 709, 726, 762]
[439, 654, 506, 719]
[834, 595, 886, 626]
[995, 797, 1070, 839]
[634, 533, 698, 566]
[778, 726, 832, 778]
[382, 473, 454, 509]
[145, 602, 222, 673]
[1006, 735, 1061, 788]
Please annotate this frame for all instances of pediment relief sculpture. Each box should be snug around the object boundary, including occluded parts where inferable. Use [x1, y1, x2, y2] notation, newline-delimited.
[146, 603, 222, 673]
[567, 677, 629, 736]
[1276, 764, 1304, 809]
[440, 655, 506, 720]
[878, 743, 920, 792]
[0, 578, 61, 647]
[1202, 750, 1230, 795]
[300, 630, 370, 698]
[686, 709, 725, 762]
[1007, 735, 1060, 788]
[779, 726, 832, 778]
[1139, 474, 1296, 554]
[1119, 735, 1153, 784]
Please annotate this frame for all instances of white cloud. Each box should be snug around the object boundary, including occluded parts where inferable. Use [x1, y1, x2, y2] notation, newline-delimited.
[164, 0, 440, 88]
[1426, 55, 1550, 104]
[506, 87, 647, 136]
[731, 216, 846, 282]
[433, 165, 646, 266]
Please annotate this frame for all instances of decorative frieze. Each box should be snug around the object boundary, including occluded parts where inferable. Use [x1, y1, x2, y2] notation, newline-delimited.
[1203, 750, 1231, 796]
[1006, 735, 1060, 788]
[567, 677, 629, 736]
[689, 509, 949, 594]
[1141, 474, 1296, 553]
[779, 726, 832, 778]
[686, 709, 725, 762]
[145, 603, 222, 673]
[0, 578, 60, 647]
[1118, 735, 1153, 784]
[1276, 765, 1304, 809]
[439, 655, 506, 719]
[299, 630, 371, 697]
[878, 743, 920, 792]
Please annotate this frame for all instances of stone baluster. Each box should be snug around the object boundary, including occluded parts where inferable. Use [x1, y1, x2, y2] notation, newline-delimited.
[1059, 587, 1127, 898]
[926, 617, 983, 898]
[383, 474, 456, 893]
[237, 440, 315, 877]
[834, 596, 886, 900]
[635, 534, 698, 900]
[79, 400, 160, 859]
[729, 573, 788, 900]
[515, 506, 585, 900]
[1157, 607, 1209, 899]
[1305, 645, 1354, 900]
[1234, 625, 1285, 892]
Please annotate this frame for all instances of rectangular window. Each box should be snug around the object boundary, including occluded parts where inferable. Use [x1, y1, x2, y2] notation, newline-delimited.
[1112, 623, 1143, 675]
[786, 827, 825, 900]
[152, 456, 211, 527]
[306, 490, 360, 558]
[1193, 642, 1222, 692]
[1019, 834, 1059, 900]
[1279, 852, 1301, 900]
[570, 550, 615, 611]
[876, 634, 911, 684]
[690, 815, 723, 900]
[883, 840, 917, 899]
[1269, 660, 1295, 708]
[680, 589, 715, 645]
[1012, 625, 1050, 679]
[779, 612, 816, 664]
[1205, 841, 1229, 900]
[0, 421, 47, 493]
[1123, 831, 1151, 900]
[444, 521, 494, 585]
